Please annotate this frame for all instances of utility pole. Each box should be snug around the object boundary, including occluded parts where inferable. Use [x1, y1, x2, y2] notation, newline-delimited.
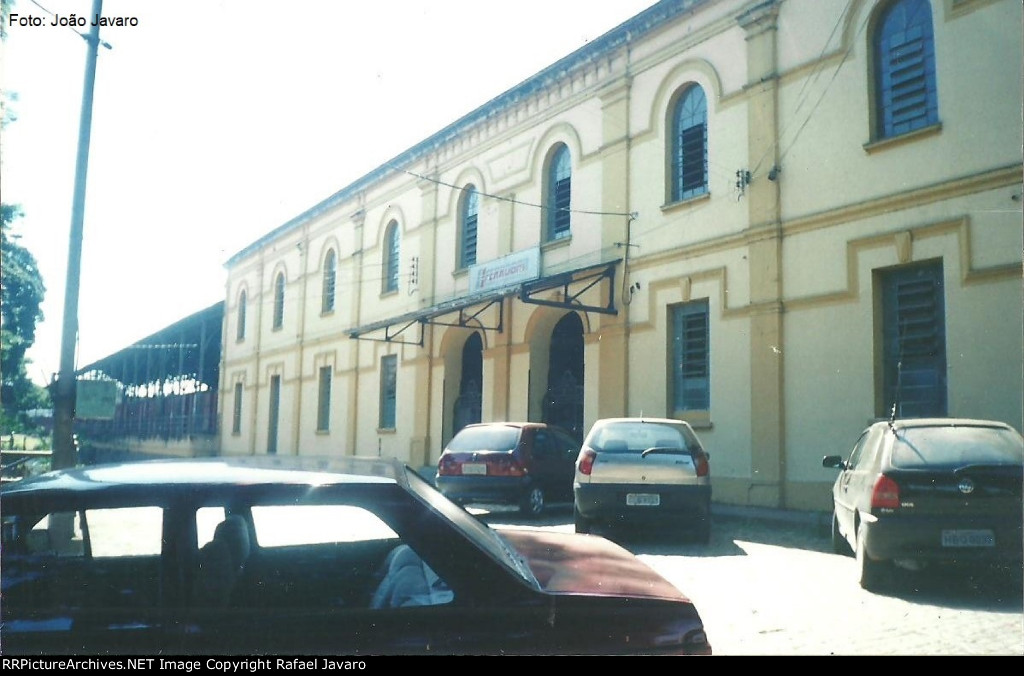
[52, 0, 104, 470]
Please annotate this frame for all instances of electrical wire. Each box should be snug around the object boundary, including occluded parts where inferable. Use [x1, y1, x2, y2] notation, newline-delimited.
[749, 0, 855, 178]
[27, 0, 113, 48]
[392, 165, 638, 220]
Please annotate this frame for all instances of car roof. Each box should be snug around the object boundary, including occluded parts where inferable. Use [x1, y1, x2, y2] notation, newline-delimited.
[461, 422, 544, 429]
[0, 455, 405, 498]
[875, 417, 1019, 433]
[591, 417, 693, 426]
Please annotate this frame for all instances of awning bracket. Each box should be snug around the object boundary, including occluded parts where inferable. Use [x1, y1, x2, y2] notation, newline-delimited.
[519, 262, 618, 315]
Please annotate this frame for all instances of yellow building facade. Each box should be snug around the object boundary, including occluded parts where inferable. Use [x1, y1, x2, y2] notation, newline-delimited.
[219, 0, 1023, 512]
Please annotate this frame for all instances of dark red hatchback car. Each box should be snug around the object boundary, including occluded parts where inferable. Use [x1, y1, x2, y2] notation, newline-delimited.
[435, 422, 579, 517]
[1, 456, 712, 655]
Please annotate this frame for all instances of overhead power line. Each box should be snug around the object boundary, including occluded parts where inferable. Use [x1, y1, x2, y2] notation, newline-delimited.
[392, 165, 638, 220]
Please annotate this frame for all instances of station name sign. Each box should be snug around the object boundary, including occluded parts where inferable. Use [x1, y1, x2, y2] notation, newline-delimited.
[469, 248, 541, 294]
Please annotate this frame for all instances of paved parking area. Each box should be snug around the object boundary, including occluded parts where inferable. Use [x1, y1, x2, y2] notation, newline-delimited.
[484, 503, 1024, 656]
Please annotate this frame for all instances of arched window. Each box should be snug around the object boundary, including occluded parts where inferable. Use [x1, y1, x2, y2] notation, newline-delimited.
[383, 221, 400, 294]
[458, 185, 479, 269]
[873, 0, 938, 139]
[671, 85, 708, 202]
[545, 144, 572, 242]
[236, 290, 247, 341]
[272, 272, 285, 330]
[322, 249, 337, 313]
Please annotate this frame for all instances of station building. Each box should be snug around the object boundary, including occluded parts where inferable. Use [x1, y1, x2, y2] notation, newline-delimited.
[218, 0, 1023, 511]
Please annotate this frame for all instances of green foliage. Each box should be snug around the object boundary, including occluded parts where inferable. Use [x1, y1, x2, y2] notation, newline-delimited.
[1, 202, 48, 431]
[0, 0, 13, 41]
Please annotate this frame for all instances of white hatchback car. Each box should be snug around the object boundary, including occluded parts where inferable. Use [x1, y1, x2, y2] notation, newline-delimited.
[573, 417, 712, 542]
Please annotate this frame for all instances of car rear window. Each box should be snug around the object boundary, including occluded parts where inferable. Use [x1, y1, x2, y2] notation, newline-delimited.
[587, 421, 699, 454]
[446, 426, 520, 452]
[892, 425, 1024, 469]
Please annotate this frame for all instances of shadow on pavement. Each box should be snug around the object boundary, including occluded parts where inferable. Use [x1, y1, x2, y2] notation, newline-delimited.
[871, 564, 1024, 611]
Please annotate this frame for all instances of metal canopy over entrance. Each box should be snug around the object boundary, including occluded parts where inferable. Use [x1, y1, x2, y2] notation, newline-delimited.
[520, 259, 619, 316]
[347, 258, 621, 345]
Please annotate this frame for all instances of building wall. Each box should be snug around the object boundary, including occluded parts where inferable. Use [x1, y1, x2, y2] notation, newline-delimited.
[219, 0, 1023, 512]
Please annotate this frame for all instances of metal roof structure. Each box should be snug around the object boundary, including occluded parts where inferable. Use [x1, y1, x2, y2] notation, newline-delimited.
[76, 301, 223, 390]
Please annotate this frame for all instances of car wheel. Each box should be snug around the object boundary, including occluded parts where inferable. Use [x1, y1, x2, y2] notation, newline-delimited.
[574, 505, 592, 534]
[832, 512, 852, 556]
[520, 485, 545, 518]
[856, 522, 889, 591]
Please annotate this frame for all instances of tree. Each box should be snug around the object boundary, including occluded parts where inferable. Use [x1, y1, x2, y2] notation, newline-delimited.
[1, 0, 49, 432]
[1, 202, 49, 431]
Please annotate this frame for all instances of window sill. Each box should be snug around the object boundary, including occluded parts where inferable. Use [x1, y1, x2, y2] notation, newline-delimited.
[377, 427, 396, 434]
[315, 429, 330, 435]
[380, 289, 399, 299]
[661, 191, 710, 214]
[672, 410, 713, 430]
[863, 122, 942, 154]
[235, 337, 245, 344]
[320, 309, 335, 318]
[271, 326, 283, 332]
[541, 236, 572, 252]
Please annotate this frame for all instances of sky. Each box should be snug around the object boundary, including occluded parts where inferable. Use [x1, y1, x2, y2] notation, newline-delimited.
[0, 0, 660, 386]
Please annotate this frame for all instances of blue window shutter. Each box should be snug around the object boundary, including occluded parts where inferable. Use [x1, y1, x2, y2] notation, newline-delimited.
[672, 86, 708, 202]
[875, 0, 938, 139]
[882, 261, 947, 417]
[672, 301, 710, 411]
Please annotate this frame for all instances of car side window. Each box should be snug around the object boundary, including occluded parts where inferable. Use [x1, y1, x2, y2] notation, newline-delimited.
[2, 507, 164, 619]
[555, 430, 579, 457]
[680, 427, 704, 454]
[533, 429, 551, 457]
[847, 426, 887, 470]
[250, 504, 397, 546]
[846, 431, 871, 469]
[859, 426, 887, 470]
[10, 507, 163, 558]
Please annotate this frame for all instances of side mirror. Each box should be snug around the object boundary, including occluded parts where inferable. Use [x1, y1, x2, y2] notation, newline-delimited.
[822, 455, 846, 470]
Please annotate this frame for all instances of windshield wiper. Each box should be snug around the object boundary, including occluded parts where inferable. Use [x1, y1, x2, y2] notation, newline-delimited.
[641, 446, 687, 458]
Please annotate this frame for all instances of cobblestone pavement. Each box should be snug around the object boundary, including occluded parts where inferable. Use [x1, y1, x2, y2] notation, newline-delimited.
[485, 504, 1024, 656]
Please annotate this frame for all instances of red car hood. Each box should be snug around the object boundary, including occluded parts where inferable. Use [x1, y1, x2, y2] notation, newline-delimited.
[501, 528, 688, 601]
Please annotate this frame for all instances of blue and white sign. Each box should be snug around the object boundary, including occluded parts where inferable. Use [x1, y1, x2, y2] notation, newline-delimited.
[469, 248, 541, 294]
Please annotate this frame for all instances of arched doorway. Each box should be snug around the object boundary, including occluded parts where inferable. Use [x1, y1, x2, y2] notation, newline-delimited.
[452, 332, 483, 435]
[543, 313, 584, 440]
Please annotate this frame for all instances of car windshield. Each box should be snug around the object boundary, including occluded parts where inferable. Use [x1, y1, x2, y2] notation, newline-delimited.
[402, 468, 539, 588]
[446, 426, 520, 452]
[587, 421, 693, 453]
[892, 425, 1024, 469]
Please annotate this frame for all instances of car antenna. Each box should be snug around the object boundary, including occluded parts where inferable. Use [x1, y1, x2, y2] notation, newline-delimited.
[888, 318, 906, 433]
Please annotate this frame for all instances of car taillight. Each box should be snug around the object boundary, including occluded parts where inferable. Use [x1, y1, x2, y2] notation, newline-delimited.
[694, 452, 710, 477]
[437, 456, 455, 475]
[577, 448, 597, 476]
[489, 454, 526, 477]
[870, 475, 900, 510]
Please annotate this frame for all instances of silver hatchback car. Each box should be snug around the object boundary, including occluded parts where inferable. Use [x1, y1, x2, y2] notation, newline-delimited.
[573, 417, 712, 542]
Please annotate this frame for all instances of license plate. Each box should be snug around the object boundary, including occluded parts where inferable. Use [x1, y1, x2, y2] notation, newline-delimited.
[461, 463, 486, 476]
[941, 529, 995, 547]
[626, 493, 660, 507]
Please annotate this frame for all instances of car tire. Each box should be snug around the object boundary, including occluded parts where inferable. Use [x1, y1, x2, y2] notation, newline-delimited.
[856, 522, 889, 591]
[520, 485, 545, 518]
[574, 505, 592, 534]
[832, 512, 853, 556]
